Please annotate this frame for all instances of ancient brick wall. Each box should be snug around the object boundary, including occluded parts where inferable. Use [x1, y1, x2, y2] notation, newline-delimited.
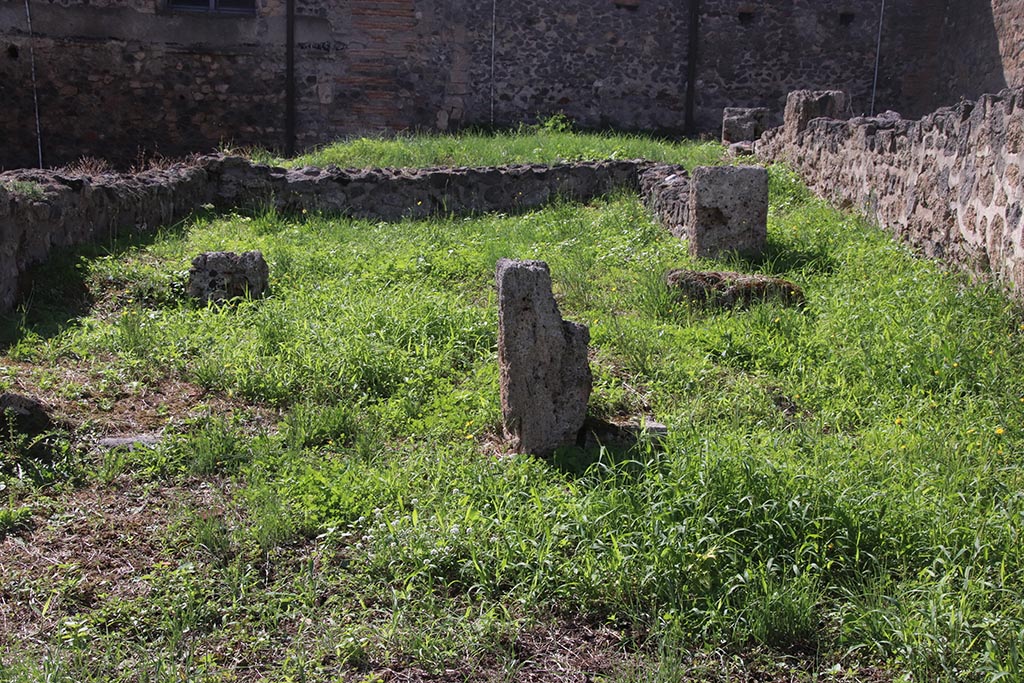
[758, 88, 1024, 291]
[2, 0, 1022, 168]
[0, 0, 289, 169]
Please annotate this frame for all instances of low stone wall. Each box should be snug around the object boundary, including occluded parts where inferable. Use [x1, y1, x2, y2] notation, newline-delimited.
[640, 163, 689, 238]
[0, 164, 213, 311]
[210, 156, 645, 221]
[0, 155, 674, 313]
[758, 87, 1024, 290]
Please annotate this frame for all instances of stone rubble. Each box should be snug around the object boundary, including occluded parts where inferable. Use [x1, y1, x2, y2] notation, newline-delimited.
[722, 107, 770, 144]
[666, 269, 804, 308]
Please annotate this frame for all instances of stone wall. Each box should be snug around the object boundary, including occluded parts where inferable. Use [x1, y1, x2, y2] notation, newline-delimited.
[4, 0, 988, 169]
[0, 163, 213, 311]
[758, 87, 1024, 290]
[880, 0, 1024, 119]
[0, 155, 659, 312]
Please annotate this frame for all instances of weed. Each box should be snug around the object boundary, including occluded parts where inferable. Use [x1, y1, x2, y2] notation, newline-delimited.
[0, 502, 32, 539]
[0, 179, 45, 200]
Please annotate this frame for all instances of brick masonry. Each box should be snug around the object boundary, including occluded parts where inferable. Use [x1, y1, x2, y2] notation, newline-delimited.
[3, 0, 1022, 168]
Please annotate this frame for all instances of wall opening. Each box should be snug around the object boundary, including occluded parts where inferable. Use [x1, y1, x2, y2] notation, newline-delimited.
[839, 12, 855, 26]
[7, 45, 18, 60]
[737, 11, 755, 25]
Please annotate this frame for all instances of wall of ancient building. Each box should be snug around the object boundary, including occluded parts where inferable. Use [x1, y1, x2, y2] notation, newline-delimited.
[1, 0, 1022, 168]
[0, 154, 657, 311]
[758, 87, 1024, 291]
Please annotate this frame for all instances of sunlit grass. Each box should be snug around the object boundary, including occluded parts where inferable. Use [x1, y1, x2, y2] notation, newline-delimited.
[282, 125, 723, 170]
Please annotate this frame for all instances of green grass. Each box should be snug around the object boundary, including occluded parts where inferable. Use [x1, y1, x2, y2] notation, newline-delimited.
[1, 132, 1023, 682]
[279, 122, 723, 169]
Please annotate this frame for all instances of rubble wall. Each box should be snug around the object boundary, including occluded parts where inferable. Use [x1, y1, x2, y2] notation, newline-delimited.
[0, 155, 658, 312]
[758, 87, 1024, 289]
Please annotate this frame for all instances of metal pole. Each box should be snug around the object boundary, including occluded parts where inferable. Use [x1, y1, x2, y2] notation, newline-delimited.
[870, 0, 886, 116]
[24, 0, 43, 168]
[285, 0, 296, 157]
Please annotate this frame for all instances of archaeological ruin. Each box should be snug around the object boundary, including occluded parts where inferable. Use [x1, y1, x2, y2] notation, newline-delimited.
[1, 1, 1022, 168]
[1, 2, 1023, 304]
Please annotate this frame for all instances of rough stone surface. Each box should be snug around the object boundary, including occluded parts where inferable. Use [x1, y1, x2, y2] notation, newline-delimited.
[687, 165, 768, 259]
[0, 162, 212, 312]
[0, 392, 53, 436]
[10, 0, 1022, 167]
[639, 164, 690, 238]
[496, 259, 591, 457]
[783, 90, 849, 140]
[758, 86, 1024, 292]
[187, 251, 269, 303]
[666, 269, 804, 308]
[96, 433, 164, 450]
[722, 107, 770, 143]
[726, 141, 756, 158]
[213, 157, 645, 221]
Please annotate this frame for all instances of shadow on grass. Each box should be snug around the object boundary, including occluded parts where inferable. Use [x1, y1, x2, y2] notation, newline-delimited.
[0, 212, 214, 351]
[725, 237, 838, 278]
[550, 417, 668, 478]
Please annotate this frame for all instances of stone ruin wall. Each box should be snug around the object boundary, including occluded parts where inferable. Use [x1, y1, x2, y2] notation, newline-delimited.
[8, 0, 1012, 169]
[882, 0, 1024, 120]
[757, 86, 1024, 290]
[0, 155, 662, 313]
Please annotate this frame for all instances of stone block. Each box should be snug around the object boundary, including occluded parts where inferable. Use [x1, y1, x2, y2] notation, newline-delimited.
[639, 163, 689, 238]
[1, 392, 53, 436]
[496, 259, 591, 457]
[687, 165, 768, 259]
[722, 107, 770, 143]
[187, 250, 269, 303]
[665, 269, 804, 308]
[784, 90, 848, 139]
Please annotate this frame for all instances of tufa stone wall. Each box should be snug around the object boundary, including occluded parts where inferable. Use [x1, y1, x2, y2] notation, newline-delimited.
[758, 87, 1024, 289]
[10, 0, 1017, 168]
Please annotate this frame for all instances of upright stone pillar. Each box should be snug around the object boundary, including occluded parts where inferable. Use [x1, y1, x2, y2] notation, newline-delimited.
[783, 90, 848, 140]
[496, 259, 591, 456]
[687, 165, 769, 260]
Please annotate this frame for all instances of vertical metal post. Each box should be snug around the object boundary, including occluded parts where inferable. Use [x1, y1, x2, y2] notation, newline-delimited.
[684, 0, 700, 136]
[24, 0, 43, 168]
[285, 0, 296, 156]
[870, 0, 886, 116]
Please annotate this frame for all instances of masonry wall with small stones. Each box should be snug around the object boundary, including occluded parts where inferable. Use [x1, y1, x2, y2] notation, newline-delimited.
[758, 86, 1024, 290]
[9, 0, 1022, 169]
[0, 155, 671, 312]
